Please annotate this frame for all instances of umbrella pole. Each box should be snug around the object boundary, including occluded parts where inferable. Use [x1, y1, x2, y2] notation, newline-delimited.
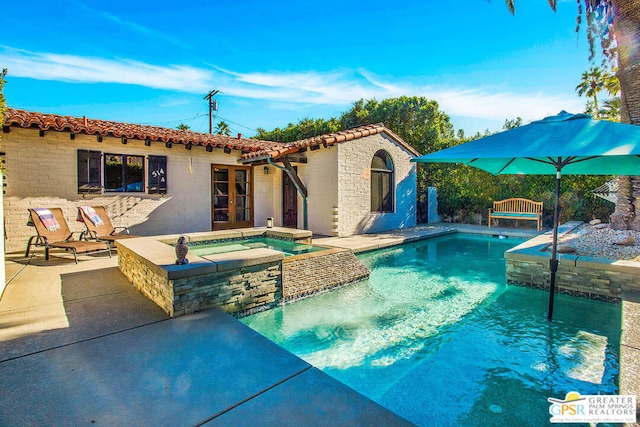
[547, 169, 562, 321]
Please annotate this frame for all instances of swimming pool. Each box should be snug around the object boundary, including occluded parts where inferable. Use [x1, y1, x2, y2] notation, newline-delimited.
[188, 237, 325, 257]
[241, 234, 621, 426]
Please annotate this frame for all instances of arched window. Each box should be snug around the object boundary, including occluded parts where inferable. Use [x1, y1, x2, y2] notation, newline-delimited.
[371, 150, 394, 213]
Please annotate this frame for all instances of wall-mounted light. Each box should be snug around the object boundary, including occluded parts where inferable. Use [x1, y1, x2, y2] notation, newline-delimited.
[205, 145, 213, 152]
[263, 166, 269, 175]
[97, 136, 103, 142]
[165, 142, 173, 149]
[185, 143, 192, 150]
[39, 130, 45, 137]
[121, 137, 127, 144]
[224, 147, 231, 154]
[69, 133, 75, 140]
[144, 139, 151, 147]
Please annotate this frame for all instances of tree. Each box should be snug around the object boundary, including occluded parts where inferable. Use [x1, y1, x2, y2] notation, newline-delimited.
[339, 96, 456, 154]
[215, 121, 231, 136]
[176, 123, 191, 131]
[509, 1, 640, 229]
[600, 97, 621, 121]
[503, 117, 523, 130]
[254, 117, 341, 142]
[507, 1, 638, 124]
[576, 67, 605, 118]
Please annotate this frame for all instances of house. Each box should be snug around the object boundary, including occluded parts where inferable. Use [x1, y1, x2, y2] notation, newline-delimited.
[1, 109, 419, 253]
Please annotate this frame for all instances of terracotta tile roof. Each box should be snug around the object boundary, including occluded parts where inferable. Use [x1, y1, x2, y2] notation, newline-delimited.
[3, 109, 419, 160]
[2, 108, 281, 154]
[240, 123, 420, 161]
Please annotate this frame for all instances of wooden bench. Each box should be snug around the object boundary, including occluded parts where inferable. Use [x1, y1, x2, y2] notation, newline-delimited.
[488, 198, 543, 231]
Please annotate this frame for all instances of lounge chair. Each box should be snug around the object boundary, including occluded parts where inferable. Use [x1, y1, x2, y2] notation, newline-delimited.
[76, 206, 139, 244]
[25, 208, 111, 263]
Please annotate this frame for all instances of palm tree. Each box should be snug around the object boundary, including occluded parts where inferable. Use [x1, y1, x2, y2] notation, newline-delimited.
[215, 121, 231, 136]
[508, 1, 640, 230]
[604, 68, 620, 97]
[507, 1, 638, 125]
[600, 97, 621, 121]
[177, 123, 190, 131]
[576, 67, 605, 118]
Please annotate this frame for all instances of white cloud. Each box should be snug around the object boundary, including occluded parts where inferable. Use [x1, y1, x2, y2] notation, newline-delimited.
[0, 47, 211, 92]
[1, 46, 582, 124]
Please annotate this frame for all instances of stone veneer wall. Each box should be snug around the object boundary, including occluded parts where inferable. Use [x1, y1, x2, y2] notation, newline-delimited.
[506, 249, 640, 302]
[118, 243, 282, 317]
[282, 248, 370, 302]
[118, 245, 175, 315]
[171, 262, 281, 317]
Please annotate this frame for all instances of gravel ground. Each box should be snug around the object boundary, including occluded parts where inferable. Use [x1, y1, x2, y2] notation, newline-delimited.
[557, 223, 640, 261]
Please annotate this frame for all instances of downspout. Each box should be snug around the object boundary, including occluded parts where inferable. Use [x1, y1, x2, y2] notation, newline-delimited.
[266, 157, 308, 230]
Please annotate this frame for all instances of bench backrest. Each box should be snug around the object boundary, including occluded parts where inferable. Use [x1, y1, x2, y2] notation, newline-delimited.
[493, 198, 542, 213]
[28, 208, 74, 243]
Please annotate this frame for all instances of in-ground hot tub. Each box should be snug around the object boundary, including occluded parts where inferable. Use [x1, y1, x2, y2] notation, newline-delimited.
[116, 227, 369, 317]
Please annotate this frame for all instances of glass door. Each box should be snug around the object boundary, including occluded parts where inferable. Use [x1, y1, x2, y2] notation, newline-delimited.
[212, 165, 253, 230]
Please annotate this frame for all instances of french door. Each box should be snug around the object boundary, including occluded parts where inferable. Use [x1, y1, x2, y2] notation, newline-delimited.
[211, 165, 253, 230]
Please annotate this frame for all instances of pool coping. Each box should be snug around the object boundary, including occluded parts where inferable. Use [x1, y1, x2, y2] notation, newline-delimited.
[116, 227, 313, 281]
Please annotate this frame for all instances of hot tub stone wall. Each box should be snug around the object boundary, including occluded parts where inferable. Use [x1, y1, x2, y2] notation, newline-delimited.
[117, 229, 370, 317]
[117, 238, 284, 317]
[282, 248, 370, 302]
[172, 262, 282, 317]
[118, 245, 175, 315]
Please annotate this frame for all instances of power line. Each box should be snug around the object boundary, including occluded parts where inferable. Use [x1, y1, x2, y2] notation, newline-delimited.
[145, 113, 208, 126]
[213, 115, 259, 133]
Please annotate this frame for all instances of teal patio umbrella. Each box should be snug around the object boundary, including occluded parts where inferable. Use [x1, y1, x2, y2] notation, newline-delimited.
[412, 111, 640, 320]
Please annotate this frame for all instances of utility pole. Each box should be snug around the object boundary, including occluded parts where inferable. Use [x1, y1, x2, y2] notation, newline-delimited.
[204, 90, 220, 134]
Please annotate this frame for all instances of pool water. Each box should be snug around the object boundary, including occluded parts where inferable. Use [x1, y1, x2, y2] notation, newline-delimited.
[188, 237, 324, 257]
[241, 234, 621, 426]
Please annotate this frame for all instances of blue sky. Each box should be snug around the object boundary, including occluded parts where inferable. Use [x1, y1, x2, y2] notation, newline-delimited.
[1, 0, 593, 137]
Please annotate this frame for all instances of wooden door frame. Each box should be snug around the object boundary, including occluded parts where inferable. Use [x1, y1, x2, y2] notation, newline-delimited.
[211, 164, 254, 230]
[282, 166, 298, 228]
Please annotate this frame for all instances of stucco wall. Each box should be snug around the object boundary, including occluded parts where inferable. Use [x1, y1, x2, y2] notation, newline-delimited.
[254, 167, 282, 228]
[299, 147, 339, 235]
[335, 133, 416, 236]
[2, 128, 277, 253]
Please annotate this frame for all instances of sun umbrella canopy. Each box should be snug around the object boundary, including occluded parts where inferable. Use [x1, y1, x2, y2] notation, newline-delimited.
[412, 111, 640, 321]
[412, 111, 640, 175]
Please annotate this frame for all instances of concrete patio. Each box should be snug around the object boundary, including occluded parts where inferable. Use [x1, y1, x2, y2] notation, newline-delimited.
[1, 223, 638, 426]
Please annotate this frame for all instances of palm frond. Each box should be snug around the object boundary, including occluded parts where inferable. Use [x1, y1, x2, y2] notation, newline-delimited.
[505, 0, 515, 14]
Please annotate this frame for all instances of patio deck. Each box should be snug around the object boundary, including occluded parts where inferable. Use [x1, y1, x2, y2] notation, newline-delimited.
[1, 223, 638, 425]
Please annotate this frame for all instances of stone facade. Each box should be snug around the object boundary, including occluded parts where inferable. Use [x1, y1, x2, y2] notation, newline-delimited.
[115, 229, 371, 318]
[282, 248, 370, 302]
[171, 262, 282, 317]
[506, 238, 640, 302]
[118, 244, 176, 315]
[118, 239, 283, 317]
